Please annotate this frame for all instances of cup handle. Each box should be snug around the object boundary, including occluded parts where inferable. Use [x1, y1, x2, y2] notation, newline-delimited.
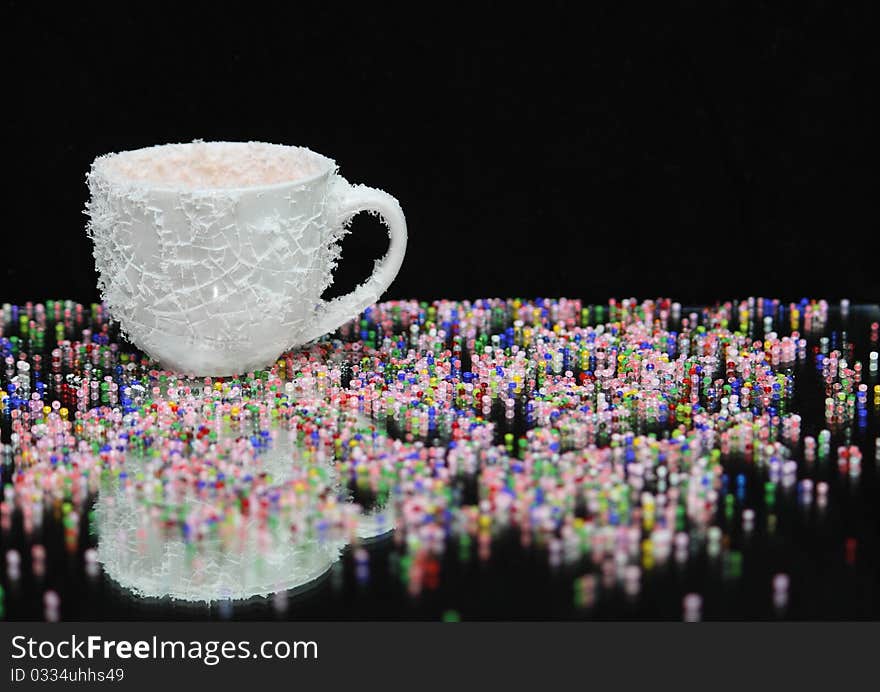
[300, 177, 407, 344]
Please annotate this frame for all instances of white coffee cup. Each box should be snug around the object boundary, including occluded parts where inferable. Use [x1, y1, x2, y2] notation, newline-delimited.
[86, 140, 406, 375]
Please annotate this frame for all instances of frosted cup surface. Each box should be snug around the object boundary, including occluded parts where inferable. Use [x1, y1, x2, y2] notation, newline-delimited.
[86, 141, 407, 376]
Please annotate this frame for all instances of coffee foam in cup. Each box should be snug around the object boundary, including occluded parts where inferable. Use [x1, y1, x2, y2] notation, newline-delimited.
[101, 140, 324, 190]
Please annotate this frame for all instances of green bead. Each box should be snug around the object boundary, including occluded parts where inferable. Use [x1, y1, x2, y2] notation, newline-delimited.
[764, 481, 776, 506]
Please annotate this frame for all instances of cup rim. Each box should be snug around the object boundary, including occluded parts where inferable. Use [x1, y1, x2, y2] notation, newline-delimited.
[90, 140, 337, 194]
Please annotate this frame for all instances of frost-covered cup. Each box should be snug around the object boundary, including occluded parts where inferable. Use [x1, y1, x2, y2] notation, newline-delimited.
[86, 141, 407, 375]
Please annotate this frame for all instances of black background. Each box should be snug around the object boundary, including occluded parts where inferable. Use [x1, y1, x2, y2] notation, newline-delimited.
[5, 2, 878, 307]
